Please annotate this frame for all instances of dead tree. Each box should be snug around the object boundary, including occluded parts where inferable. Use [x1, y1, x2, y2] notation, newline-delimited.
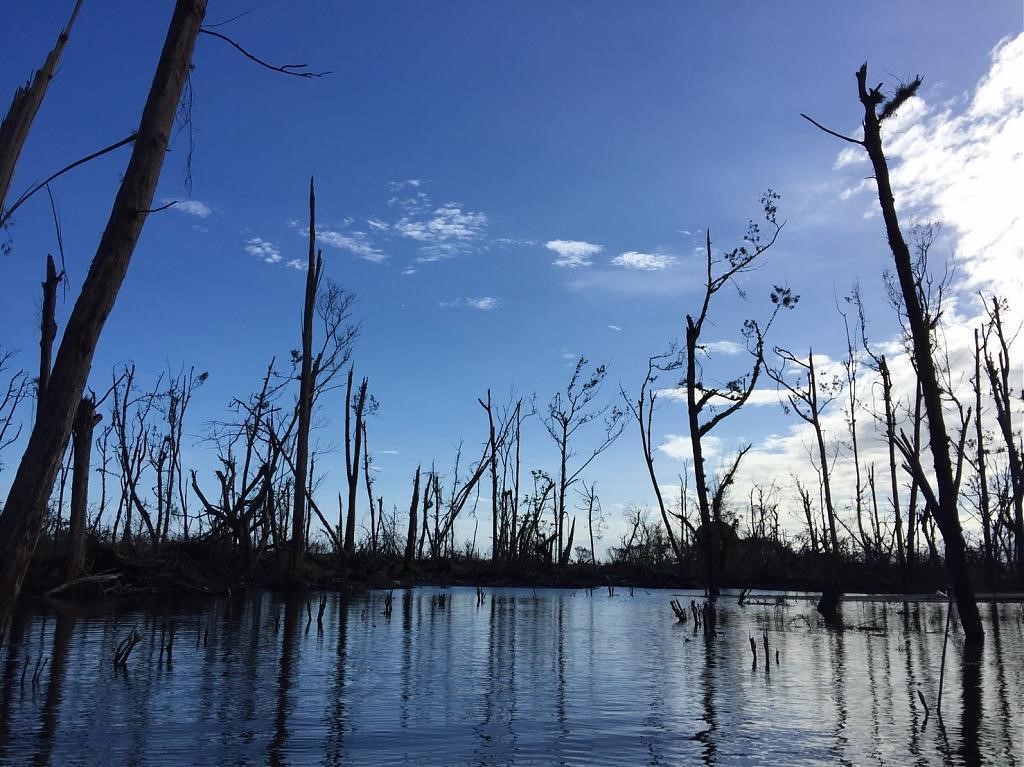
[684, 196, 794, 596]
[768, 348, 843, 556]
[544, 357, 624, 565]
[402, 466, 421, 574]
[0, 0, 207, 638]
[970, 329, 994, 587]
[290, 179, 322, 572]
[852, 286, 907, 578]
[0, 351, 30, 469]
[479, 390, 501, 560]
[804, 64, 983, 641]
[65, 395, 101, 578]
[0, 0, 83, 216]
[342, 368, 369, 557]
[981, 296, 1023, 584]
[578, 481, 604, 566]
[622, 351, 690, 566]
[38, 255, 63, 418]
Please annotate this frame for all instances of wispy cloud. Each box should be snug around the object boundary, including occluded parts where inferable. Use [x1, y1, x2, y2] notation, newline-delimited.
[245, 237, 281, 264]
[439, 296, 500, 310]
[317, 229, 386, 263]
[702, 340, 744, 355]
[611, 251, 677, 270]
[290, 220, 386, 263]
[285, 258, 306, 271]
[608, 324, 622, 332]
[546, 239, 601, 268]
[166, 199, 212, 218]
[398, 204, 487, 241]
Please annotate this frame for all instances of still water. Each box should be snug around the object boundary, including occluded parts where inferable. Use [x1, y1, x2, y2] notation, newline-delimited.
[0, 588, 1020, 766]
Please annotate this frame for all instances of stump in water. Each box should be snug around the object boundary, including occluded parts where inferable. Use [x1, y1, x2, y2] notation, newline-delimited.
[817, 587, 841, 625]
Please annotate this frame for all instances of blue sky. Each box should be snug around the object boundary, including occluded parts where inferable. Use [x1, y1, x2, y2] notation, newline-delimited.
[2, 2, 1021, 554]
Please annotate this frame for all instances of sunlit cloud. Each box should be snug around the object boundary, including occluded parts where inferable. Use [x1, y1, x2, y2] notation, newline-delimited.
[166, 198, 212, 218]
[244, 237, 281, 264]
[546, 239, 601, 268]
[611, 251, 677, 270]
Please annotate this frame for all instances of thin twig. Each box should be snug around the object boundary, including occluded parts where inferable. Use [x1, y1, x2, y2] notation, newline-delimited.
[204, 5, 261, 28]
[1, 133, 137, 230]
[138, 201, 178, 215]
[799, 113, 863, 145]
[199, 29, 331, 78]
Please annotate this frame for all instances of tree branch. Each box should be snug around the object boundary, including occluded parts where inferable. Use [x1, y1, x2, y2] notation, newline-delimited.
[199, 28, 331, 78]
[799, 113, 863, 146]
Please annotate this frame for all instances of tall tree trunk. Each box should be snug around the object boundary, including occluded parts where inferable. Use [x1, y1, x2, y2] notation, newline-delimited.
[343, 369, 367, 557]
[0, 0, 207, 640]
[0, 0, 83, 214]
[290, 178, 323, 573]
[38, 254, 61, 418]
[403, 466, 421, 574]
[856, 64, 983, 643]
[687, 317, 718, 596]
[482, 390, 499, 561]
[974, 330, 994, 589]
[982, 299, 1024, 586]
[65, 396, 100, 579]
[879, 357, 907, 581]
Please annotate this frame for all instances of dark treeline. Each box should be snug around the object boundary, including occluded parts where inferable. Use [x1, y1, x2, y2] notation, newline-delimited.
[0, 2, 1020, 645]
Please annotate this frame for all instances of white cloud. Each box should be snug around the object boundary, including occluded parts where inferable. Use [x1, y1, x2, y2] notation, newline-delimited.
[657, 386, 781, 408]
[244, 237, 281, 264]
[608, 324, 622, 332]
[658, 434, 723, 463]
[439, 296, 499, 311]
[397, 203, 488, 260]
[546, 239, 601, 268]
[285, 258, 306, 271]
[401, 266, 417, 276]
[367, 218, 390, 232]
[398, 203, 487, 242]
[317, 229, 386, 263]
[703, 340, 743, 355]
[611, 251, 677, 270]
[166, 199, 212, 218]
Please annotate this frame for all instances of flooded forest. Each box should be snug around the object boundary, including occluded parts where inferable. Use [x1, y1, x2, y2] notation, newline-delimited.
[1, 1, 1021, 765]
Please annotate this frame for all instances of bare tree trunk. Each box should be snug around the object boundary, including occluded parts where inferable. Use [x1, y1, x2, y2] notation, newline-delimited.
[855, 64, 983, 642]
[973, 330, 994, 589]
[362, 421, 375, 553]
[0, 0, 83, 214]
[0, 0, 207, 639]
[878, 357, 907, 580]
[66, 396, 100, 578]
[290, 178, 323, 573]
[38, 254, 62, 418]
[343, 369, 368, 557]
[481, 390, 499, 561]
[403, 466, 421, 574]
[981, 298, 1023, 586]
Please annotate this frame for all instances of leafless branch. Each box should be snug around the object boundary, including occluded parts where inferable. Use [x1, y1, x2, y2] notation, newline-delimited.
[200, 29, 331, 78]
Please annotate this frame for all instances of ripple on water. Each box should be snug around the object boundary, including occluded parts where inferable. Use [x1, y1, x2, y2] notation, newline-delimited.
[0, 589, 1020, 766]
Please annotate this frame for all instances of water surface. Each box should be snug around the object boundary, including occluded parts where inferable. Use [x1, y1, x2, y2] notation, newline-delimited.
[0, 588, 1020, 765]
